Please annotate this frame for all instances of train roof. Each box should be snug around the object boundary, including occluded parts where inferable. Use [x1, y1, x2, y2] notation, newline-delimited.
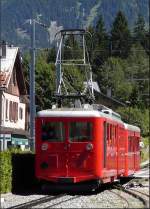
[124, 123, 140, 132]
[36, 104, 123, 124]
[37, 108, 140, 132]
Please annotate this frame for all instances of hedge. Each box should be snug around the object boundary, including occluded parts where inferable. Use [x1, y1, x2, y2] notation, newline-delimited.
[0, 151, 12, 193]
[0, 150, 38, 194]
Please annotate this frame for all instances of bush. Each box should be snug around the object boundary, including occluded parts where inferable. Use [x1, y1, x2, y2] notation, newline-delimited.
[0, 150, 37, 194]
[0, 151, 12, 193]
[141, 137, 149, 162]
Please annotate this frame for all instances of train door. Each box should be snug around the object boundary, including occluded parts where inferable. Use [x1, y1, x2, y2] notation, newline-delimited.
[128, 134, 134, 173]
[134, 134, 140, 171]
[67, 119, 95, 181]
[118, 126, 126, 175]
[36, 118, 68, 177]
[106, 123, 117, 171]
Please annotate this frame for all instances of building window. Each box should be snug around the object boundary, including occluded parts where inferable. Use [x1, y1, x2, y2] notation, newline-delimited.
[9, 101, 13, 121]
[12, 102, 15, 122]
[19, 107, 23, 120]
[5, 99, 8, 120]
[14, 102, 18, 122]
[9, 101, 18, 122]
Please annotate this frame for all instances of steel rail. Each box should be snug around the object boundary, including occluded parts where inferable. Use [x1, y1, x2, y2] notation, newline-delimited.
[108, 190, 130, 208]
[129, 188, 150, 198]
[7, 193, 66, 209]
[113, 184, 148, 208]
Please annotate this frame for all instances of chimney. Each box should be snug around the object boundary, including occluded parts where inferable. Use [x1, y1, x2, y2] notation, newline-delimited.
[0, 41, 7, 58]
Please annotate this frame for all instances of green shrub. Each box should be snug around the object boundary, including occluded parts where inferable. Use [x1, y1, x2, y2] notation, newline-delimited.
[0, 151, 12, 194]
[141, 136, 149, 162]
[0, 150, 37, 194]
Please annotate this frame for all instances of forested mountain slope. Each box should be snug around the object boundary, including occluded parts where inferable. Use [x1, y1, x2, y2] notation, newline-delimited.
[1, 0, 149, 47]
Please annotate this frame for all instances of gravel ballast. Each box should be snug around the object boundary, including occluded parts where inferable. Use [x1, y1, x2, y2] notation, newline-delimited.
[1, 178, 149, 209]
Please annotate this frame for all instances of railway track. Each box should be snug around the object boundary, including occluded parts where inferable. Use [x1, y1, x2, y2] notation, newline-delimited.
[3, 175, 149, 208]
[7, 194, 66, 209]
[108, 189, 130, 208]
[129, 188, 150, 198]
[112, 184, 149, 208]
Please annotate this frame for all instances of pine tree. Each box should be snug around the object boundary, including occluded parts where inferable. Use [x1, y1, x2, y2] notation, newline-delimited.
[92, 15, 109, 68]
[133, 14, 149, 54]
[133, 14, 146, 41]
[95, 15, 107, 46]
[111, 11, 131, 58]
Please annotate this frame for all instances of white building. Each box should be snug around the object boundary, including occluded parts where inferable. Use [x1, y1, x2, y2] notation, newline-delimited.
[0, 41, 29, 151]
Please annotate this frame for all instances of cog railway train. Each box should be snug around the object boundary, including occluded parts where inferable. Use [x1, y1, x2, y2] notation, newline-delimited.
[35, 104, 141, 191]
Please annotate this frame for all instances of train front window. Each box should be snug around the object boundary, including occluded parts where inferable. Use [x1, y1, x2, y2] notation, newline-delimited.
[69, 122, 92, 142]
[41, 122, 65, 142]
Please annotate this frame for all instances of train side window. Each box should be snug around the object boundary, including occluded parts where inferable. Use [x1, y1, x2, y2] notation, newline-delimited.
[115, 126, 117, 145]
[110, 124, 113, 144]
[112, 125, 115, 144]
[107, 123, 109, 144]
[131, 137, 133, 152]
[115, 126, 117, 138]
[69, 122, 92, 142]
[41, 122, 65, 142]
[128, 136, 130, 152]
[137, 138, 140, 150]
[128, 136, 132, 152]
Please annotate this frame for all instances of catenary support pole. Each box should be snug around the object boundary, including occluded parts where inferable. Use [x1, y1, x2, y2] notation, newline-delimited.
[30, 18, 36, 151]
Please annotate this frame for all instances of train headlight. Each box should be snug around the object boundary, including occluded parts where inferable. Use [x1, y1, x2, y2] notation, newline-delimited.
[86, 143, 93, 151]
[41, 143, 48, 151]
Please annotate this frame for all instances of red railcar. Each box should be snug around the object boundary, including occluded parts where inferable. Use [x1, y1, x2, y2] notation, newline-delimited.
[35, 105, 141, 190]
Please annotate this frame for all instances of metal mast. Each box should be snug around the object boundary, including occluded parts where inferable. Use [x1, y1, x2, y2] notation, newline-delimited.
[28, 16, 49, 151]
[30, 18, 36, 151]
[54, 29, 95, 106]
